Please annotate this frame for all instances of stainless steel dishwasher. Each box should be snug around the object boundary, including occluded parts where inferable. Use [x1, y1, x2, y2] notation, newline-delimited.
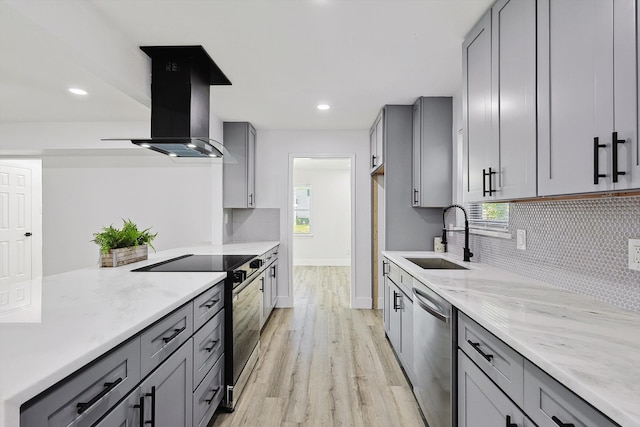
[413, 284, 455, 427]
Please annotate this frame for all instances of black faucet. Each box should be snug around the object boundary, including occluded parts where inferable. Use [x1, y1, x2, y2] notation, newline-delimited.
[441, 204, 474, 262]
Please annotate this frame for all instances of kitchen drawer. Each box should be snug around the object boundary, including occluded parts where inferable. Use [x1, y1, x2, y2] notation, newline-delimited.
[524, 360, 617, 427]
[20, 337, 141, 427]
[458, 312, 524, 406]
[141, 302, 193, 377]
[193, 354, 224, 427]
[387, 260, 412, 297]
[264, 245, 279, 264]
[193, 308, 225, 390]
[193, 280, 224, 332]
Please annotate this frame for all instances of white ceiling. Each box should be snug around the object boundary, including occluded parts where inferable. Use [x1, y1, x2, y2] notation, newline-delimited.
[0, 0, 492, 131]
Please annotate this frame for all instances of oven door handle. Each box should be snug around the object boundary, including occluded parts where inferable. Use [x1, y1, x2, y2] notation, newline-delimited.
[413, 288, 449, 323]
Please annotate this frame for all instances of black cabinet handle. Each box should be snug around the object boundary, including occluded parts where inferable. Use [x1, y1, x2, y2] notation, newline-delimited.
[382, 261, 389, 276]
[393, 291, 400, 311]
[76, 377, 123, 414]
[593, 137, 607, 184]
[203, 298, 219, 309]
[612, 132, 626, 183]
[205, 339, 220, 353]
[271, 265, 276, 278]
[134, 395, 145, 427]
[249, 193, 253, 206]
[483, 168, 497, 196]
[372, 155, 377, 168]
[551, 416, 575, 427]
[413, 189, 419, 204]
[260, 276, 265, 292]
[205, 387, 221, 405]
[505, 415, 517, 427]
[162, 326, 185, 344]
[145, 386, 156, 426]
[467, 340, 494, 361]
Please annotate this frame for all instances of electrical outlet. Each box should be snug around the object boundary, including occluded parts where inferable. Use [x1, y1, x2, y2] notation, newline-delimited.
[517, 229, 527, 250]
[629, 239, 640, 271]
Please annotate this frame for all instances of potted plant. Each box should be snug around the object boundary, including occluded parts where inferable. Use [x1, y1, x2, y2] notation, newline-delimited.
[92, 219, 157, 267]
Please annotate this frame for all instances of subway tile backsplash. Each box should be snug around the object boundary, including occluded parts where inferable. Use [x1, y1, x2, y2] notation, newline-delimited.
[224, 208, 280, 244]
[446, 196, 640, 312]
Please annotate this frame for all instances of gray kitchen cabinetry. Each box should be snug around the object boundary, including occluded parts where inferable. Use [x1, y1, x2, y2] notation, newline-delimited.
[370, 109, 384, 174]
[462, 0, 537, 203]
[458, 350, 531, 427]
[458, 311, 617, 427]
[223, 122, 257, 208]
[382, 259, 415, 384]
[259, 245, 279, 330]
[411, 97, 453, 207]
[537, 0, 639, 195]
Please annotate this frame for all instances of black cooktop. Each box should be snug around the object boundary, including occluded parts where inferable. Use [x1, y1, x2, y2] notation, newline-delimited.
[132, 254, 256, 272]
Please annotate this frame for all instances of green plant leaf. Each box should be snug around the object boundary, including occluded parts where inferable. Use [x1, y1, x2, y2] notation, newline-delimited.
[92, 219, 157, 254]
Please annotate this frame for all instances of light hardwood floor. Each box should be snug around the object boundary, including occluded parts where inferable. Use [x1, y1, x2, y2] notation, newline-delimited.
[212, 266, 425, 427]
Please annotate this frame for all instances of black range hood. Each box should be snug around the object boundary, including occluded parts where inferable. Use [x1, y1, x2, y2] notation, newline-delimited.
[131, 45, 231, 158]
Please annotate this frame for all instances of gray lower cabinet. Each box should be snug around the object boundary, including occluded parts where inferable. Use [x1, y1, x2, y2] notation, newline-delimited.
[411, 97, 453, 207]
[260, 247, 279, 330]
[524, 360, 617, 427]
[383, 266, 414, 383]
[223, 122, 257, 208]
[193, 354, 224, 427]
[458, 350, 531, 427]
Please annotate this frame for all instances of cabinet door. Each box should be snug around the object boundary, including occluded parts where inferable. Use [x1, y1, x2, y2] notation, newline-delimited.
[459, 350, 529, 427]
[370, 125, 377, 172]
[399, 292, 414, 383]
[463, 11, 497, 202]
[375, 110, 384, 168]
[270, 261, 278, 310]
[383, 268, 390, 334]
[94, 391, 142, 427]
[412, 101, 421, 207]
[247, 124, 256, 208]
[491, 0, 537, 200]
[260, 272, 268, 329]
[538, 0, 637, 195]
[387, 279, 402, 355]
[138, 341, 193, 427]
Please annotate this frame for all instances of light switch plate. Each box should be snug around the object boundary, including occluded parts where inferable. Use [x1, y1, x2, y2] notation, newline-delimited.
[629, 239, 640, 271]
[517, 229, 526, 250]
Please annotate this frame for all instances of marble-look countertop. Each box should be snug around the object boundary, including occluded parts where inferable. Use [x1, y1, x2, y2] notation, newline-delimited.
[383, 250, 640, 427]
[0, 241, 279, 427]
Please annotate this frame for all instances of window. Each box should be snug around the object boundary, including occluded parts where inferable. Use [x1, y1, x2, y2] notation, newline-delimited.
[466, 202, 509, 230]
[294, 186, 312, 234]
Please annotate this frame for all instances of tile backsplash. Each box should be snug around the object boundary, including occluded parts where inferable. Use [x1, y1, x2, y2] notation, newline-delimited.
[223, 208, 280, 243]
[446, 196, 640, 312]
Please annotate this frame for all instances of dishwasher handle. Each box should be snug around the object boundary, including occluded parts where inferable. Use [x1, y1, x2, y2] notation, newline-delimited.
[413, 288, 449, 323]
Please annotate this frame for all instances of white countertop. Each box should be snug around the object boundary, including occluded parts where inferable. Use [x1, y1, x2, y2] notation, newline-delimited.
[383, 250, 640, 427]
[0, 241, 279, 427]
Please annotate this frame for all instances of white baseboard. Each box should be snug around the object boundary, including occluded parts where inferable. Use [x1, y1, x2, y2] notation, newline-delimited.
[293, 259, 350, 266]
[276, 295, 293, 308]
[377, 297, 384, 310]
[351, 296, 372, 309]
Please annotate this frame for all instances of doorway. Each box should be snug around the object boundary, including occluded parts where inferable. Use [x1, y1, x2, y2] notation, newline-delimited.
[289, 155, 355, 307]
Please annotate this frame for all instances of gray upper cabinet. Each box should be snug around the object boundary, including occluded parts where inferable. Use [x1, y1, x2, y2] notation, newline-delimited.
[411, 97, 453, 207]
[463, 0, 537, 203]
[223, 122, 257, 208]
[537, 0, 639, 195]
[462, 11, 496, 202]
[370, 109, 385, 174]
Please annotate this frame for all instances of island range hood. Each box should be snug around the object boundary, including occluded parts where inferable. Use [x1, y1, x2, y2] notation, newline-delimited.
[130, 45, 231, 158]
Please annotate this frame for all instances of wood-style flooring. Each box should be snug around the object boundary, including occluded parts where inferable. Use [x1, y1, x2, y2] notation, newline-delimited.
[212, 266, 425, 427]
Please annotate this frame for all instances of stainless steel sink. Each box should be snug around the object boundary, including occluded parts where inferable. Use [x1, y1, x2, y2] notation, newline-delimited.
[405, 257, 468, 270]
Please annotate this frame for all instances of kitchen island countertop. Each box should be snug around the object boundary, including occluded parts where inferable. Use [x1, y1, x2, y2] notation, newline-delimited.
[0, 241, 279, 427]
[383, 250, 640, 427]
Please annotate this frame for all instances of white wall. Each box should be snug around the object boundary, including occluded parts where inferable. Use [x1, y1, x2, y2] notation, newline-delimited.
[293, 164, 351, 266]
[255, 130, 371, 309]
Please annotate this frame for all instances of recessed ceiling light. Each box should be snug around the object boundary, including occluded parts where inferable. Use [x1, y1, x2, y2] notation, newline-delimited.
[317, 104, 330, 110]
[68, 88, 88, 96]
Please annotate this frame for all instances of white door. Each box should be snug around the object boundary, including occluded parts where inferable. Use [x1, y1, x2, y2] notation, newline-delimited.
[0, 164, 33, 285]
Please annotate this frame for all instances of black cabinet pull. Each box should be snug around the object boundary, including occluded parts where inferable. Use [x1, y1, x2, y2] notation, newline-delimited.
[551, 415, 575, 427]
[413, 189, 419, 204]
[593, 137, 607, 184]
[612, 132, 626, 183]
[203, 298, 219, 309]
[162, 326, 185, 344]
[271, 265, 276, 278]
[505, 415, 517, 427]
[483, 168, 497, 196]
[372, 155, 377, 168]
[467, 340, 494, 361]
[205, 339, 220, 353]
[249, 193, 253, 206]
[393, 291, 400, 311]
[382, 261, 390, 276]
[260, 277, 265, 292]
[144, 386, 156, 426]
[205, 387, 221, 405]
[76, 377, 123, 414]
[133, 395, 145, 427]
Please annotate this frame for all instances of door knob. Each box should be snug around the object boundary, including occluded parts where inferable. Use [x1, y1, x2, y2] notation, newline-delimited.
[24, 232, 32, 237]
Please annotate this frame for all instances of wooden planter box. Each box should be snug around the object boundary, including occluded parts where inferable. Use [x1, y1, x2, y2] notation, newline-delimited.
[100, 245, 148, 267]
